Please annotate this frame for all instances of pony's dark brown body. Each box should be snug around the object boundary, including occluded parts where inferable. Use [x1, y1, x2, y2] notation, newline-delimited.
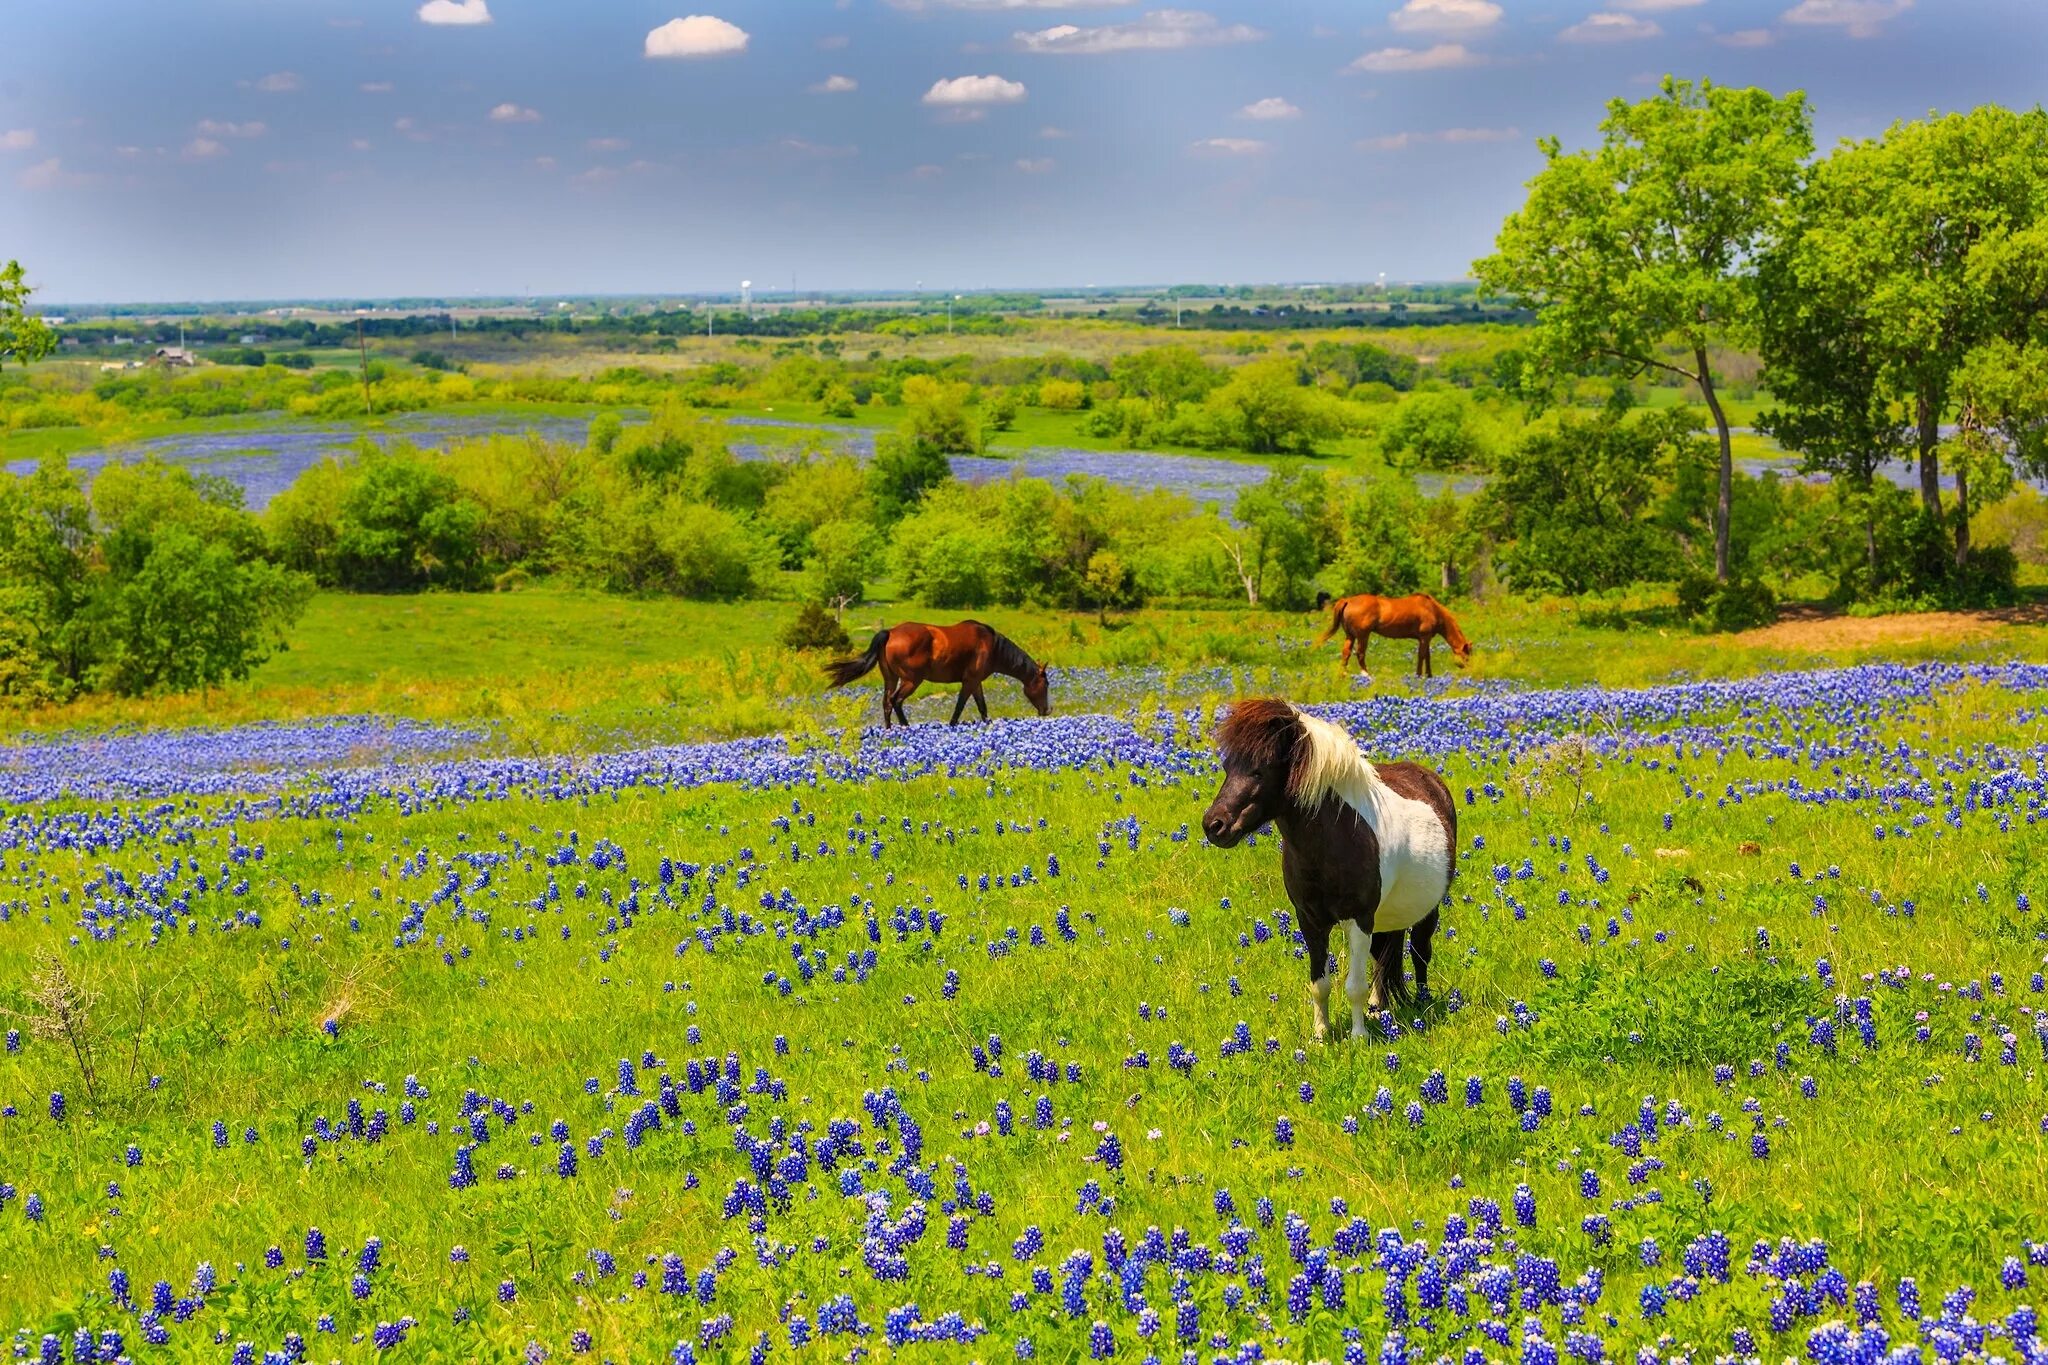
[1315, 592, 1474, 678]
[1203, 699, 1457, 1038]
[823, 621, 1049, 727]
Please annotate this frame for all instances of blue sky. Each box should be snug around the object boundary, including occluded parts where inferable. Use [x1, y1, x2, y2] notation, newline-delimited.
[2, 0, 2040, 302]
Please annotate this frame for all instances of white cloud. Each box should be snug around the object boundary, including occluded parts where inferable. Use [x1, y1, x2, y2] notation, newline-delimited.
[645, 16, 750, 58]
[1191, 136, 1267, 154]
[1612, 0, 1702, 7]
[1239, 97, 1302, 120]
[361, 81, 395, 94]
[1347, 42, 1482, 71]
[1358, 125, 1519, 150]
[1039, 125, 1071, 138]
[418, 0, 492, 24]
[818, 34, 852, 49]
[1781, 0, 1911, 37]
[0, 129, 34, 152]
[1013, 10, 1265, 54]
[534, 155, 558, 170]
[1717, 26, 1776, 44]
[811, 74, 860, 93]
[588, 136, 630, 151]
[1389, 0, 1502, 34]
[922, 74, 1029, 105]
[889, 0, 1133, 9]
[197, 119, 267, 138]
[183, 137, 228, 159]
[1015, 156, 1057, 172]
[349, 138, 373, 152]
[18, 157, 85, 190]
[255, 71, 302, 93]
[1559, 12, 1662, 40]
[489, 102, 542, 123]
[780, 137, 859, 157]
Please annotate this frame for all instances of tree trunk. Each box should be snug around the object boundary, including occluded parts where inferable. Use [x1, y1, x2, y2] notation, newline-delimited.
[1954, 463, 1971, 571]
[1864, 512, 1877, 577]
[1694, 349, 1733, 583]
[1916, 391, 1943, 520]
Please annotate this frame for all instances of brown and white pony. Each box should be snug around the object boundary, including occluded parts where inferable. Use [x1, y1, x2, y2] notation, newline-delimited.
[1202, 699, 1456, 1040]
[1315, 592, 1473, 678]
[823, 620, 1050, 728]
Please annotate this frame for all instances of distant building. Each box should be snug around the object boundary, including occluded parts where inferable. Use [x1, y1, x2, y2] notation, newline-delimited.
[153, 346, 197, 367]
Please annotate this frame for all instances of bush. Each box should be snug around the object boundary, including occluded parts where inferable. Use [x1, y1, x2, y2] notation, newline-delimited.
[1677, 574, 1778, 633]
[276, 352, 315, 370]
[1038, 379, 1089, 411]
[779, 601, 852, 653]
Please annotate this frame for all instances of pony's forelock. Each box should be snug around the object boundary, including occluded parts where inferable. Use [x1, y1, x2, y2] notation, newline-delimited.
[1216, 699, 1302, 775]
[1291, 711, 1383, 811]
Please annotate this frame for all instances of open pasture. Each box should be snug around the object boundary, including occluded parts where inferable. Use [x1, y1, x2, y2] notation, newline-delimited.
[2, 657, 2046, 1363]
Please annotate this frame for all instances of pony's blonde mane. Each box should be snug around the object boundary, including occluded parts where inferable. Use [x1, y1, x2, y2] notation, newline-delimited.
[1289, 709, 1384, 812]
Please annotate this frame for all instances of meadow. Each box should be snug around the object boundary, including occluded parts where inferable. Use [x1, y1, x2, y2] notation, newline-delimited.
[2, 596, 2047, 1365]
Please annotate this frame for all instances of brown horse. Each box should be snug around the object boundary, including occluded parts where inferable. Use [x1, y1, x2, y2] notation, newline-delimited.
[823, 621, 1050, 728]
[1315, 593, 1473, 678]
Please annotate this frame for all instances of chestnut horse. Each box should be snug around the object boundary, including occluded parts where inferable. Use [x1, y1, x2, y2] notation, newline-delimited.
[823, 621, 1050, 728]
[1202, 699, 1455, 1040]
[1315, 592, 1473, 678]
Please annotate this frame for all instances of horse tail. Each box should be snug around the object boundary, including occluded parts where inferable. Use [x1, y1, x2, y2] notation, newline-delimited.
[824, 630, 889, 689]
[1314, 597, 1349, 649]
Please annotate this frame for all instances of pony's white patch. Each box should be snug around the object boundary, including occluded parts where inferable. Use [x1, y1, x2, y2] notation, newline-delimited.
[1292, 707, 1450, 933]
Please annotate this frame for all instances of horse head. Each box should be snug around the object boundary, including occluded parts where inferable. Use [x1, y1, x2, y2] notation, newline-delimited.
[1024, 662, 1051, 716]
[1203, 699, 1301, 848]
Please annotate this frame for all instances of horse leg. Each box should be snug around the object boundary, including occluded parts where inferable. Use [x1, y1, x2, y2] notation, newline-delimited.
[1304, 927, 1334, 1042]
[1409, 908, 1439, 1003]
[949, 687, 971, 726]
[892, 680, 919, 727]
[1339, 634, 1354, 670]
[879, 667, 896, 728]
[1415, 639, 1429, 679]
[1365, 929, 1404, 1015]
[973, 685, 989, 722]
[1356, 632, 1370, 678]
[1342, 921, 1377, 1038]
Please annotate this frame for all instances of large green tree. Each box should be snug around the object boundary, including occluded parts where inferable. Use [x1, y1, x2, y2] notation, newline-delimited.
[1474, 76, 1812, 582]
[1, 260, 58, 370]
[1759, 106, 2048, 569]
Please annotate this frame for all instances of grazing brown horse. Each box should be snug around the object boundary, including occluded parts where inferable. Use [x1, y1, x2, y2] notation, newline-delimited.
[1203, 699, 1456, 1040]
[1315, 593, 1473, 679]
[823, 621, 1050, 728]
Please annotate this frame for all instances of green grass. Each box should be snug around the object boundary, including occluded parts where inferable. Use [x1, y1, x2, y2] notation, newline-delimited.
[0, 623, 2045, 1359]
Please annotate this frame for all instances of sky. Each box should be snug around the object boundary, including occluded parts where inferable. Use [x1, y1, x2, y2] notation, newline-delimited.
[2, 0, 2042, 303]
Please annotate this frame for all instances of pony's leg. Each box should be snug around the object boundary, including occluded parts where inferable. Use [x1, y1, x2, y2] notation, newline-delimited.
[1342, 922, 1376, 1038]
[1409, 908, 1440, 1003]
[949, 687, 971, 726]
[1305, 931, 1334, 1042]
[1364, 930, 1405, 1014]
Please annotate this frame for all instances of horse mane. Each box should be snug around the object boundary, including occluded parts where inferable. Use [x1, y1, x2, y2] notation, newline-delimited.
[985, 625, 1036, 680]
[1217, 700, 1383, 811]
[1291, 710, 1385, 811]
[1433, 601, 1472, 652]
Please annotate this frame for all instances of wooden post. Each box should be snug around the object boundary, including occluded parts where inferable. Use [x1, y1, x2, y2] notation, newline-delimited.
[357, 317, 372, 414]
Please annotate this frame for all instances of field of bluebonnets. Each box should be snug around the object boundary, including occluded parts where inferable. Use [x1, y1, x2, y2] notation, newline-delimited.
[3, 646, 2048, 1365]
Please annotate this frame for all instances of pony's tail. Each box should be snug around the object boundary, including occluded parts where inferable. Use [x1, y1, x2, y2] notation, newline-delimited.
[1314, 598, 1347, 649]
[823, 630, 889, 689]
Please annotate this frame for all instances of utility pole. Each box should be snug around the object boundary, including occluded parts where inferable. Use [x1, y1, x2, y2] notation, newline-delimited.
[357, 317, 372, 415]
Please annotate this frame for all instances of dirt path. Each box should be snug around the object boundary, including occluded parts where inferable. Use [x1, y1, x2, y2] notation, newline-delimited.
[1736, 604, 2048, 651]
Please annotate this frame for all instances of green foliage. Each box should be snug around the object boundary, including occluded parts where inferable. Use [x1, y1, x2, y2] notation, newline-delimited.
[798, 519, 875, 608]
[1380, 390, 1485, 469]
[1675, 572, 1778, 633]
[332, 450, 484, 590]
[410, 350, 458, 372]
[1199, 356, 1344, 455]
[1476, 76, 1812, 580]
[866, 433, 954, 525]
[778, 600, 852, 653]
[0, 458, 310, 698]
[0, 261, 57, 370]
[1482, 401, 1701, 594]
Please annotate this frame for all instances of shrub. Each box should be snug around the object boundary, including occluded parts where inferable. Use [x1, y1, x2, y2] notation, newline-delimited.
[1037, 379, 1089, 411]
[1677, 574, 1778, 633]
[779, 601, 852, 653]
